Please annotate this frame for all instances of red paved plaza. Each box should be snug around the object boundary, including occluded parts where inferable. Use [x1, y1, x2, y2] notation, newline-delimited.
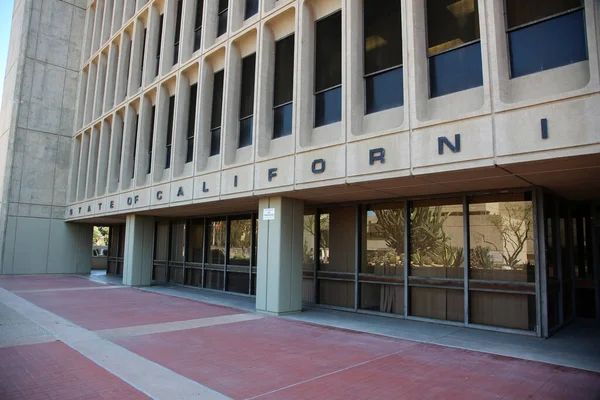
[1, 275, 599, 399]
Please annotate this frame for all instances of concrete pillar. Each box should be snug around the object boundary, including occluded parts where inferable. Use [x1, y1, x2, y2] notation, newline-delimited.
[123, 215, 155, 286]
[256, 197, 304, 315]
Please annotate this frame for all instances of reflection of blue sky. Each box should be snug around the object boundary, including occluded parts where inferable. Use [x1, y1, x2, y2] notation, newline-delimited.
[0, 1, 14, 107]
[367, 211, 375, 216]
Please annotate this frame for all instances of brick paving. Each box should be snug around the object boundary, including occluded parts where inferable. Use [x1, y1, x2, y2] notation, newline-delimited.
[114, 318, 600, 400]
[1, 275, 600, 400]
[0, 341, 148, 400]
[19, 286, 240, 330]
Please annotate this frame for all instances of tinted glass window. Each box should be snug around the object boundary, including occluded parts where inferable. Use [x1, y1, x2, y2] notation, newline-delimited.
[315, 86, 341, 127]
[140, 28, 146, 87]
[211, 70, 224, 130]
[366, 67, 403, 114]
[273, 103, 292, 139]
[210, 70, 224, 156]
[244, 0, 258, 20]
[187, 219, 204, 263]
[186, 84, 197, 163]
[506, 0, 582, 29]
[429, 41, 483, 97]
[194, 0, 204, 51]
[148, 105, 155, 174]
[207, 217, 226, 265]
[217, 0, 228, 36]
[508, 6, 587, 78]
[364, 0, 402, 75]
[156, 15, 164, 76]
[210, 128, 221, 156]
[173, 0, 183, 65]
[427, 0, 480, 56]
[240, 54, 256, 119]
[315, 11, 342, 93]
[132, 114, 138, 178]
[274, 34, 294, 107]
[165, 95, 175, 169]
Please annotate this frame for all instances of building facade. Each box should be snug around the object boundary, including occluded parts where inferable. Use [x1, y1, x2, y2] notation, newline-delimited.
[1, 0, 599, 337]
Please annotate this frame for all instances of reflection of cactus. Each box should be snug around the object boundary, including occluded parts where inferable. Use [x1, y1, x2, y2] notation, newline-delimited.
[470, 246, 494, 269]
[435, 246, 463, 268]
[367, 250, 403, 267]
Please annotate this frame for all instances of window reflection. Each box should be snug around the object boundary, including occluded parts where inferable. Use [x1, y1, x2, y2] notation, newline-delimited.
[360, 203, 405, 315]
[409, 198, 464, 322]
[303, 213, 316, 303]
[228, 218, 251, 266]
[207, 218, 226, 265]
[469, 196, 535, 282]
[468, 193, 537, 331]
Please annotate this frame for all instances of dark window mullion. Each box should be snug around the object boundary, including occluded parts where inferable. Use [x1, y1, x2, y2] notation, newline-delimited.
[148, 105, 155, 174]
[165, 95, 175, 169]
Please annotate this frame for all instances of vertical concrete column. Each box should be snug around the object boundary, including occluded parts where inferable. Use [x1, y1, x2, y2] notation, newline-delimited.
[104, 44, 119, 112]
[86, 126, 101, 198]
[94, 53, 108, 119]
[77, 132, 91, 201]
[75, 69, 89, 131]
[92, 0, 105, 54]
[112, 0, 125, 34]
[83, 7, 96, 62]
[115, 31, 132, 105]
[101, 0, 114, 44]
[84, 62, 98, 125]
[123, 214, 155, 286]
[256, 197, 304, 315]
[96, 120, 111, 197]
[69, 137, 82, 203]
[128, 20, 145, 96]
[107, 112, 124, 193]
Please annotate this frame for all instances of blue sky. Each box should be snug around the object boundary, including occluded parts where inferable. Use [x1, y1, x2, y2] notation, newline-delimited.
[0, 1, 15, 106]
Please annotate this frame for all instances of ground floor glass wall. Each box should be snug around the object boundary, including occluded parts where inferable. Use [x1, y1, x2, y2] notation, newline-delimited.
[152, 214, 258, 296]
[107, 224, 125, 276]
[303, 191, 540, 333]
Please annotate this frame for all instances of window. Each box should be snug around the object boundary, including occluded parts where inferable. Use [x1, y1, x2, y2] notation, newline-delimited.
[506, 0, 586, 78]
[217, 0, 228, 37]
[210, 70, 224, 156]
[314, 11, 342, 127]
[426, 0, 483, 97]
[165, 95, 175, 169]
[156, 14, 164, 77]
[468, 193, 536, 331]
[364, 0, 403, 114]
[273, 34, 294, 139]
[244, 0, 258, 20]
[147, 105, 155, 174]
[173, 0, 183, 65]
[239, 53, 256, 148]
[194, 0, 204, 52]
[227, 217, 252, 294]
[360, 203, 405, 314]
[409, 198, 464, 322]
[132, 113, 139, 179]
[140, 28, 146, 87]
[186, 83, 198, 163]
[206, 217, 226, 290]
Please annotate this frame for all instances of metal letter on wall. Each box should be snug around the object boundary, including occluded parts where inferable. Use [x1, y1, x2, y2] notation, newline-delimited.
[268, 168, 278, 182]
[177, 187, 184, 197]
[369, 148, 385, 165]
[311, 159, 326, 174]
[541, 118, 549, 139]
[438, 134, 461, 155]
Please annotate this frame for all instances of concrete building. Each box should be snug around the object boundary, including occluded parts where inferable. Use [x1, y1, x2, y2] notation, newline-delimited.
[1, 0, 599, 337]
